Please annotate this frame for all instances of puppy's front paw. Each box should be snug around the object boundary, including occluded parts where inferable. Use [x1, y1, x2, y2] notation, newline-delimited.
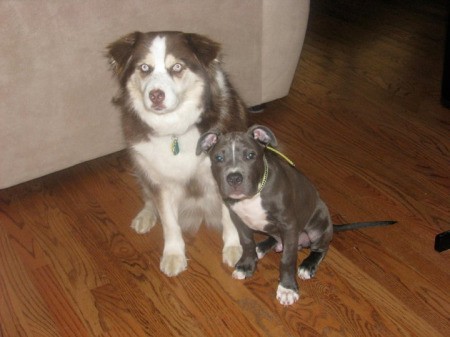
[233, 254, 257, 279]
[276, 285, 299, 306]
[131, 208, 157, 234]
[160, 254, 187, 277]
[222, 245, 243, 267]
[232, 269, 247, 280]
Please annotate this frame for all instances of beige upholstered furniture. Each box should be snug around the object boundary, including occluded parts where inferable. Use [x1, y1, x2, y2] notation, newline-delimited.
[0, 0, 310, 188]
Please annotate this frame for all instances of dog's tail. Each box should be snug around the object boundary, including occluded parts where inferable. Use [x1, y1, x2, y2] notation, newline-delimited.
[333, 220, 397, 232]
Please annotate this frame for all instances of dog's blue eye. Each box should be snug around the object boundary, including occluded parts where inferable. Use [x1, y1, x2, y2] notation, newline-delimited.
[140, 64, 151, 72]
[246, 152, 256, 160]
[215, 154, 224, 162]
[172, 63, 183, 72]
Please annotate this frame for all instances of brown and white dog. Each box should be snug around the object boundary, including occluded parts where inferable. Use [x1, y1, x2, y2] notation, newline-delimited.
[106, 31, 248, 276]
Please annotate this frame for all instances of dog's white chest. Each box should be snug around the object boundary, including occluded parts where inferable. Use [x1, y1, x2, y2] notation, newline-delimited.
[231, 194, 269, 232]
[132, 128, 203, 184]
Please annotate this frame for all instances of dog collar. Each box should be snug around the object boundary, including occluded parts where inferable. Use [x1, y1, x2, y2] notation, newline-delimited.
[257, 155, 269, 193]
[256, 146, 294, 194]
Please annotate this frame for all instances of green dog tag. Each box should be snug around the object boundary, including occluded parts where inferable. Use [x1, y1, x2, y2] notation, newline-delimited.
[171, 137, 180, 155]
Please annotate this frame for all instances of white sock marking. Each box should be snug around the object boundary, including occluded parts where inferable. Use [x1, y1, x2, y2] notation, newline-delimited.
[232, 269, 246, 280]
[276, 285, 299, 306]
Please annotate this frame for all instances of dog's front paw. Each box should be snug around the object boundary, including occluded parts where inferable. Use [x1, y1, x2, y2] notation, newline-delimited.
[160, 254, 187, 277]
[131, 208, 157, 234]
[276, 285, 299, 306]
[232, 266, 255, 280]
[222, 245, 243, 267]
[232, 269, 247, 280]
[232, 254, 257, 279]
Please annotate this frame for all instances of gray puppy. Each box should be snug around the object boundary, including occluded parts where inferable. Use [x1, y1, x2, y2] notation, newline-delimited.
[197, 125, 395, 305]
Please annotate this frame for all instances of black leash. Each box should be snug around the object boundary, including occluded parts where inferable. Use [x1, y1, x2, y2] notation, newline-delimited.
[333, 220, 397, 232]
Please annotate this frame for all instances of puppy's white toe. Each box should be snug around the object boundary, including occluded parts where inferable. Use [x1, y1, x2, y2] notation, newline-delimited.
[256, 247, 266, 260]
[160, 254, 187, 277]
[232, 269, 247, 280]
[276, 285, 299, 306]
[222, 245, 243, 267]
[298, 267, 312, 280]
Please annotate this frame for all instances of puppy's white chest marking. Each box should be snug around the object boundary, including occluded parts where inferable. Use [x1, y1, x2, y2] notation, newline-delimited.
[231, 194, 268, 231]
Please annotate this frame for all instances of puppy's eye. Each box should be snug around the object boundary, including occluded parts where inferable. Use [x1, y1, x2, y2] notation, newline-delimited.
[171, 63, 184, 73]
[140, 64, 151, 72]
[215, 154, 224, 163]
[246, 152, 256, 160]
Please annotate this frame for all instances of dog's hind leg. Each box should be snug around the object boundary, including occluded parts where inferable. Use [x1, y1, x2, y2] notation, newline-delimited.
[298, 202, 332, 280]
[221, 204, 243, 267]
[298, 231, 331, 279]
[298, 250, 327, 280]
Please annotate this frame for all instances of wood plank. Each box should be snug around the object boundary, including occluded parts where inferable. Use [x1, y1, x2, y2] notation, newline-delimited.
[0, 227, 59, 337]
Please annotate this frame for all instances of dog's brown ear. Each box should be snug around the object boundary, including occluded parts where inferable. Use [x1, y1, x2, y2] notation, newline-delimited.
[106, 31, 141, 81]
[248, 125, 278, 147]
[185, 33, 221, 66]
[196, 131, 220, 155]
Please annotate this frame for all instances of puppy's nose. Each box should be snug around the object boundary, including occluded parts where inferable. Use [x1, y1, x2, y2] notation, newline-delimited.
[227, 172, 243, 186]
[149, 89, 165, 104]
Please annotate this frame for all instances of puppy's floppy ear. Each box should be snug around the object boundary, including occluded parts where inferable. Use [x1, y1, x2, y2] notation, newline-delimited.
[106, 31, 141, 81]
[185, 33, 221, 66]
[196, 131, 220, 155]
[248, 125, 278, 147]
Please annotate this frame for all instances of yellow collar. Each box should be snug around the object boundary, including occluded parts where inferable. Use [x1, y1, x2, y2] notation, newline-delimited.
[256, 146, 295, 194]
[257, 155, 269, 193]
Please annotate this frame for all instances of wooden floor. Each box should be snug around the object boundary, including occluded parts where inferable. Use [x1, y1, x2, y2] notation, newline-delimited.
[1, 1, 449, 336]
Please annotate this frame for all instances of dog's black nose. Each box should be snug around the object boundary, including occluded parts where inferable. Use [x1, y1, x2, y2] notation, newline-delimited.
[149, 89, 165, 104]
[227, 172, 243, 186]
